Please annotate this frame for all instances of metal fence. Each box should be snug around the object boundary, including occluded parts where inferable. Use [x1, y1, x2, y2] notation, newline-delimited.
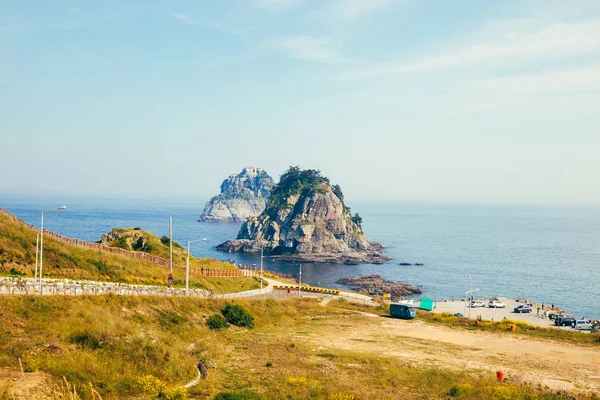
[237, 264, 297, 280]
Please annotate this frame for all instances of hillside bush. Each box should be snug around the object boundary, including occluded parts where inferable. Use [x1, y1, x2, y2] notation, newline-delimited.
[207, 314, 229, 330]
[221, 303, 255, 328]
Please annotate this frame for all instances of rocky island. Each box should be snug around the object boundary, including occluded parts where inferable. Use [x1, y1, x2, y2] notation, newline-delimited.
[199, 166, 275, 222]
[217, 166, 391, 264]
[335, 274, 422, 297]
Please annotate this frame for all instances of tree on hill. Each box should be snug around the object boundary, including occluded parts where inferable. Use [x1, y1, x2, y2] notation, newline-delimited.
[352, 213, 363, 227]
[332, 184, 344, 201]
[268, 166, 335, 207]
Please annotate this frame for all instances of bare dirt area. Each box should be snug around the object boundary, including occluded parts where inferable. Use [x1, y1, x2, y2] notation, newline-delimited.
[294, 313, 600, 394]
[0, 368, 58, 400]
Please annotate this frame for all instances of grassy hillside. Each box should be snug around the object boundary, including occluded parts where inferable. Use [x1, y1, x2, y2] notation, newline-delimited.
[0, 296, 589, 400]
[0, 213, 258, 293]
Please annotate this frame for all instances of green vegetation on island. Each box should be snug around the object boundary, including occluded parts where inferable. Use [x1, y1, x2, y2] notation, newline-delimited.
[218, 166, 389, 264]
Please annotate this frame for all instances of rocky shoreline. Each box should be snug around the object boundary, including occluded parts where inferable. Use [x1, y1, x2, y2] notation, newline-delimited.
[216, 239, 391, 265]
[335, 274, 422, 297]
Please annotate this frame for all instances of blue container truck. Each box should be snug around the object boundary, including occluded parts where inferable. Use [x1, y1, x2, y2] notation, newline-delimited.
[390, 303, 416, 319]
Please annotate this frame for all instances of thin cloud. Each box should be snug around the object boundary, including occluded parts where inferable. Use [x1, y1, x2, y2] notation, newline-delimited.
[270, 35, 344, 62]
[422, 66, 600, 118]
[321, 0, 397, 22]
[255, 0, 299, 10]
[336, 20, 600, 80]
[170, 13, 193, 25]
[210, 20, 251, 37]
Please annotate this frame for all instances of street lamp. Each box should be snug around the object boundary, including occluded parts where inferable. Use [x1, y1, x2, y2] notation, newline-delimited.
[186, 238, 207, 295]
[468, 276, 473, 318]
[298, 264, 302, 298]
[39, 206, 67, 294]
[34, 233, 39, 287]
[260, 246, 264, 291]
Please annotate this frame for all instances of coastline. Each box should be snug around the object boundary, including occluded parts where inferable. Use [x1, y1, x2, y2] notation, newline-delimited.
[1, 198, 598, 319]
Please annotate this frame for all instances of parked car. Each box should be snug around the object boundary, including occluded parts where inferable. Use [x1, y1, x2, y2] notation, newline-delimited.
[513, 305, 532, 313]
[470, 301, 485, 308]
[454, 313, 464, 317]
[555, 317, 576, 326]
[573, 320, 592, 330]
[488, 300, 506, 308]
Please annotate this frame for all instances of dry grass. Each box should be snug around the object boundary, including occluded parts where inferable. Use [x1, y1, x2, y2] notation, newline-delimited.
[0, 295, 592, 400]
[418, 310, 600, 347]
[0, 213, 258, 293]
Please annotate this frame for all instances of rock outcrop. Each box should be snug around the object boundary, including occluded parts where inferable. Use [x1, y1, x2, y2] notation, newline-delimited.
[217, 167, 391, 265]
[335, 274, 422, 297]
[100, 228, 187, 261]
[199, 167, 275, 222]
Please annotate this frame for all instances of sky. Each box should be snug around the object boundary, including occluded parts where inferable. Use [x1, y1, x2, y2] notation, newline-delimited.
[1, 0, 599, 205]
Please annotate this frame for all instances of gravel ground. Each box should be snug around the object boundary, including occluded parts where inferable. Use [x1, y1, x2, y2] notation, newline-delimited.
[432, 297, 576, 328]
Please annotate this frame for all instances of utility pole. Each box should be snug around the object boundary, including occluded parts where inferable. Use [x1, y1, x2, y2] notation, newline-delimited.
[34, 233, 39, 287]
[468, 276, 473, 318]
[260, 246, 263, 291]
[169, 216, 173, 274]
[298, 264, 302, 298]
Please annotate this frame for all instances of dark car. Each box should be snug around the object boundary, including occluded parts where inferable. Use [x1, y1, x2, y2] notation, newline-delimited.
[513, 305, 532, 313]
[555, 317, 576, 327]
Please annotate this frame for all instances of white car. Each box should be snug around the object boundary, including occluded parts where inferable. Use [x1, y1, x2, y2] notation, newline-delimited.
[488, 300, 506, 308]
[574, 320, 592, 330]
[470, 301, 485, 308]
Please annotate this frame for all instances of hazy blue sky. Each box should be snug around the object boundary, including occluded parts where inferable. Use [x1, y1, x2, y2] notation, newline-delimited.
[1, 0, 599, 205]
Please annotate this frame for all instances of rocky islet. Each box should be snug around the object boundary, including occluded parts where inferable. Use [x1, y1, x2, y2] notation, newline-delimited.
[199, 166, 275, 222]
[335, 274, 422, 297]
[217, 167, 391, 265]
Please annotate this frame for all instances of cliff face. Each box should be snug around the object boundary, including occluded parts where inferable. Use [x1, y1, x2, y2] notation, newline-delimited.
[217, 167, 390, 265]
[199, 167, 275, 222]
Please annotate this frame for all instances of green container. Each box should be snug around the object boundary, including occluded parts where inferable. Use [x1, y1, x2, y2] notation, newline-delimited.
[419, 297, 435, 311]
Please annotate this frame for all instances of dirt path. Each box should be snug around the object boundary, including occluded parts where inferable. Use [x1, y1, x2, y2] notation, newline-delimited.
[297, 315, 600, 393]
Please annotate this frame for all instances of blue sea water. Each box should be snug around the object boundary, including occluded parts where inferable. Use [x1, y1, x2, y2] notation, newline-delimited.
[1, 197, 599, 319]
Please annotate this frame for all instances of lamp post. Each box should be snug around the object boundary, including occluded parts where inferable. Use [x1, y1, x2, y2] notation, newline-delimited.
[298, 264, 302, 298]
[468, 276, 473, 318]
[260, 246, 264, 291]
[186, 238, 206, 295]
[34, 233, 39, 287]
[39, 206, 67, 294]
[169, 216, 173, 274]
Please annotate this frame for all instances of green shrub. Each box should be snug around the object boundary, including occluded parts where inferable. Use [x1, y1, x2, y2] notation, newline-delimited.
[207, 314, 229, 330]
[448, 385, 460, 397]
[221, 303, 255, 328]
[213, 389, 261, 400]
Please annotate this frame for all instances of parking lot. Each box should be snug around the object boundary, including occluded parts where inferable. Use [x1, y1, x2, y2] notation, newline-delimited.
[432, 297, 572, 328]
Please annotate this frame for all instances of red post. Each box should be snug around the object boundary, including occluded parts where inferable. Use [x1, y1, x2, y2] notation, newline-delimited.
[510, 325, 515, 332]
[496, 371, 504, 382]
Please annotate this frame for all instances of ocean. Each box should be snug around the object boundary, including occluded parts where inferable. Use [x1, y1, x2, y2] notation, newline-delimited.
[2, 197, 598, 319]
